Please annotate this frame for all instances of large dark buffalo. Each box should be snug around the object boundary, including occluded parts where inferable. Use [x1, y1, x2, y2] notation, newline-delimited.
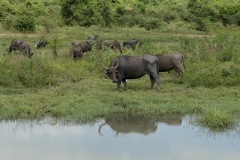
[122, 38, 140, 50]
[71, 41, 92, 53]
[100, 55, 160, 91]
[9, 39, 33, 58]
[155, 53, 186, 77]
[35, 37, 49, 49]
[102, 40, 122, 53]
[70, 46, 83, 60]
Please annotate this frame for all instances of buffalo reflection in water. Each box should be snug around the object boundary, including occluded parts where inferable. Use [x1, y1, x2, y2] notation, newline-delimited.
[98, 115, 182, 136]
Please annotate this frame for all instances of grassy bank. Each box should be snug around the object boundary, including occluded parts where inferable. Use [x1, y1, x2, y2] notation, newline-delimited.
[0, 26, 240, 131]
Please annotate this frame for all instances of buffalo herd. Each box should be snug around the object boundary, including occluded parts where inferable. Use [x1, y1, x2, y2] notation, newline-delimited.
[8, 34, 185, 91]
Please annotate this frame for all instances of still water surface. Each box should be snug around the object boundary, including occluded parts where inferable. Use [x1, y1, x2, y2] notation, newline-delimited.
[0, 116, 240, 160]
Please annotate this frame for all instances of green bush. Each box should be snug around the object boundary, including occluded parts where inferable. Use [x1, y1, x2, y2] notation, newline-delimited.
[2, 14, 16, 30]
[13, 15, 36, 32]
[221, 63, 240, 86]
[0, 56, 56, 88]
[37, 16, 56, 33]
[198, 108, 235, 130]
[184, 62, 221, 88]
[216, 50, 233, 62]
[214, 34, 238, 62]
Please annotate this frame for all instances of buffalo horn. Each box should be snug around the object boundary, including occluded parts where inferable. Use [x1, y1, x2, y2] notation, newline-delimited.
[114, 61, 119, 69]
[115, 56, 120, 68]
[100, 56, 108, 70]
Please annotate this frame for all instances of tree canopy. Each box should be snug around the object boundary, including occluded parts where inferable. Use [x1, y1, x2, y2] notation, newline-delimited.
[0, 0, 240, 32]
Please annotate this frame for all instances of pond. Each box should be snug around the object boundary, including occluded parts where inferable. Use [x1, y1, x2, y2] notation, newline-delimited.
[0, 115, 240, 160]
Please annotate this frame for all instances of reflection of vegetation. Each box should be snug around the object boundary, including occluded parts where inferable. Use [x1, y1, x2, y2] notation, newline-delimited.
[190, 116, 239, 135]
[195, 108, 235, 131]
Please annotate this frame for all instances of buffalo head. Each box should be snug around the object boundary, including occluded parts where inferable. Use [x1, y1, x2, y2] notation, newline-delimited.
[35, 37, 49, 49]
[100, 56, 119, 83]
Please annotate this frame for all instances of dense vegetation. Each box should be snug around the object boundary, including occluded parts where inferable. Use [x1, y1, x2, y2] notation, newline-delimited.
[0, 0, 240, 32]
[0, 0, 240, 131]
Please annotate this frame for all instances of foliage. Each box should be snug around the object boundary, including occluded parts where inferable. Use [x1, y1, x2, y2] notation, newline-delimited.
[180, 32, 240, 88]
[0, 55, 56, 87]
[48, 35, 64, 58]
[198, 107, 235, 130]
[13, 15, 35, 32]
[1, 0, 240, 31]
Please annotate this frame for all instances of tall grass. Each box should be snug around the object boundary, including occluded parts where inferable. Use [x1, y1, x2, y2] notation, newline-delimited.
[180, 33, 240, 88]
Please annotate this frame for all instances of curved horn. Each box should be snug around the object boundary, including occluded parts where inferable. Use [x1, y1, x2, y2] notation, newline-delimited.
[114, 56, 120, 69]
[98, 122, 107, 136]
[114, 61, 119, 69]
[100, 55, 108, 70]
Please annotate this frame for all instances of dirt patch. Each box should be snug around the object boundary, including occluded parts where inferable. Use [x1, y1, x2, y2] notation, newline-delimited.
[0, 33, 40, 37]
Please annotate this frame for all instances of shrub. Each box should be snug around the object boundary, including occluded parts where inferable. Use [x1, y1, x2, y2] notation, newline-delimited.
[198, 108, 235, 130]
[13, 15, 36, 32]
[216, 50, 233, 62]
[214, 34, 238, 62]
[37, 16, 56, 33]
[221, 63, 240, 86]
[0, 56, 56, 88]
[2, 14, 16, 30]
[48, 35, 64, 58]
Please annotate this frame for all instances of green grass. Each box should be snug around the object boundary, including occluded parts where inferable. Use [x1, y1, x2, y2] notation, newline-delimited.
[0, 26, 240, 131]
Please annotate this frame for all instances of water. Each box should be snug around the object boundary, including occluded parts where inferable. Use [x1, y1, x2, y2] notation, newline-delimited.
[0, 116, 240, 160]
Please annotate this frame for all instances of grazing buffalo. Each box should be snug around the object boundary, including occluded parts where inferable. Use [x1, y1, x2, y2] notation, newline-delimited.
[9, 39, 33, 58]
[100, 55, 160, 91]
[70, 46, 83, 60]
[155, 53, 186, 77]
[123, 38, 140, 50]
[88, 34, 99, 40]
[35, 37, 49, 49]
[87, 34, 103, 50]
[71, 41, 92, 53]
[102, 40, 122, 53]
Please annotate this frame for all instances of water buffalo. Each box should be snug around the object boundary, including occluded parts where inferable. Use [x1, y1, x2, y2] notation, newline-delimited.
[155, 53, 186, 77]
[9, 39, 33, 58]
[100, 55, 160, 91]
[70, 46, 83, 60]
[102, 40, 122, 53]
[87, 34, 103, 50]
[71, 41, 92, 53]
[88, 34, 99, 40]
[123, 38, 140, 50]
[35, 37, 49, 49]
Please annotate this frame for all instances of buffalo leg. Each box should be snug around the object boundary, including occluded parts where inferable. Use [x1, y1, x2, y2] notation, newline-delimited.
[117, 81, 121, 91]
[9, 45, 13, 53]
[122, 79, 128, 90]
[148, 68, 160, 92]
[155, 78, 160, 92]
[150, 75, 160, 92]
[175, 67, 183, 77]
[149, 75, 155, 90]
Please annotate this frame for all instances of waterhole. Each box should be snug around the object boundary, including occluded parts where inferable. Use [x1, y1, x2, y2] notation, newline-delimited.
[0, 115, 239, 160]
